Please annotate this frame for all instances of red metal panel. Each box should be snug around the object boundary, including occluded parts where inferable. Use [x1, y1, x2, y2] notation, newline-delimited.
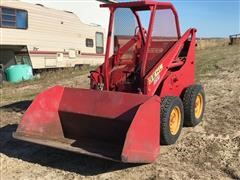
[101, 1, 175, 9]
[15, 86, 65, 139]
[59, 88, 150, 118]
[144, 29, 196, 96]
[122, 96, 160, 163]
[159, 29, 197, 98]
[58, 88, 151, 144]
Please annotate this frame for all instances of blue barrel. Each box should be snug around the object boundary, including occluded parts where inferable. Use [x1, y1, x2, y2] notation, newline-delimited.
[5, 64, 33, 83]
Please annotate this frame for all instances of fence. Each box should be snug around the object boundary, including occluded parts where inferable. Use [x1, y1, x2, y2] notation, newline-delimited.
[196, 38, 229, 50]
[229, 34, 240, 45]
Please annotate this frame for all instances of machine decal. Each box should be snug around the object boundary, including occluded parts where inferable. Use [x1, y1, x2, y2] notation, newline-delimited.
[148, 64, 163, 85]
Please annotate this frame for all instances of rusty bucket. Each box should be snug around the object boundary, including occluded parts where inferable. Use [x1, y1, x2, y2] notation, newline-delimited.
[13, 86, 160, 163]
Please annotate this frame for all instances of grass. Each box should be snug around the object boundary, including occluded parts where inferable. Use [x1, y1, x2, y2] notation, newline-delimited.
[196, 44, 240, 79]
[3, 65, 95, 89]
[1, 65, 96, 103]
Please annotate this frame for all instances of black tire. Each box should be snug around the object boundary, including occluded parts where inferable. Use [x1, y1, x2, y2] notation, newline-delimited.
[182, 84, 205, 127]
[160, 96, 184, 145]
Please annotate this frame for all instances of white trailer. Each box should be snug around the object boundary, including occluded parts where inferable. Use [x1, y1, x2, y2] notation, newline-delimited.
[0, 0, 115, 70]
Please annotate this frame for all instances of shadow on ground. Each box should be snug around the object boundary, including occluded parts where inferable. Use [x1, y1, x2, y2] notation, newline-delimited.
[0, 124, 139, 176]
[0, 100, 32, 113]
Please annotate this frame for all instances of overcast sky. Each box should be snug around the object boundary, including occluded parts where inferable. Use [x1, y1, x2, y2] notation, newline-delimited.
[21, 0, 240, 37]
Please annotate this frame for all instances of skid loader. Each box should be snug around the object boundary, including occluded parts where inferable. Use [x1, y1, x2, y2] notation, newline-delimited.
[14, 1, 205, 163]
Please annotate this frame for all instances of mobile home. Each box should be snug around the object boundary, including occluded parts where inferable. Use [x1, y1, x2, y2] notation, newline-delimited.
[0, 0, 115, 72]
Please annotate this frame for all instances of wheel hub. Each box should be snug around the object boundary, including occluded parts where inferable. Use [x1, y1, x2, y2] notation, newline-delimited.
[195, 93, 203, 119]
[169, 106, 181, 135]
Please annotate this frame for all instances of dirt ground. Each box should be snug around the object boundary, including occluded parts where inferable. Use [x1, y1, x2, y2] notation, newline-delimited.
[0, 45, 240, 180]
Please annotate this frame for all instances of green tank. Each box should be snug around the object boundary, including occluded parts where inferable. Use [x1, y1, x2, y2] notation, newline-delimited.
[5, 64, 33, 83]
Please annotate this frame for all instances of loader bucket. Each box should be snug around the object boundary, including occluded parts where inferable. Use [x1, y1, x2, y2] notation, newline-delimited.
[13, 86, 160, 163]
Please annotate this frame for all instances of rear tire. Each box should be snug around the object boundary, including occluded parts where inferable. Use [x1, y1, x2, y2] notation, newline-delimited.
[160, 96, 184, 145]
[182, 84, 205, 127]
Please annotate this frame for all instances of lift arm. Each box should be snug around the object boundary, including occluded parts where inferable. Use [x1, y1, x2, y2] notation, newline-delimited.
[144, 28, 197, 95]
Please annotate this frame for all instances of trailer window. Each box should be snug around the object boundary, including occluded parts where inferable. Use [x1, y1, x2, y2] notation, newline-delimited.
[0, 7, 28, 29]
[96, 32, 104, 54]
[86, 38, 94, 47]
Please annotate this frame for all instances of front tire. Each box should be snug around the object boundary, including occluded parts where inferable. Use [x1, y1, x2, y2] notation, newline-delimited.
[160, 96, 184, 145]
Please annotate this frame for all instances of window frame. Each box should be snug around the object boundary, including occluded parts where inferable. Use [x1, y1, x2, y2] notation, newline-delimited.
[86, 38, 94, 48]
[0, 6, 28, 30]
[95, 32, 104, 54]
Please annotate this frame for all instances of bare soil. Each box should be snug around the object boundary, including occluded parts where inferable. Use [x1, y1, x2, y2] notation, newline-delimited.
[0, 45, 240, 180]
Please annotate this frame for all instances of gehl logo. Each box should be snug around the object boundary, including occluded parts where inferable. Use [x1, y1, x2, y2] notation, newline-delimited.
[148, 64, 163, 85]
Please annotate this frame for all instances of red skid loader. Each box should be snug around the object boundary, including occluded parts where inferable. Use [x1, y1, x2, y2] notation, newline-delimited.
[13, 1, 205, 163]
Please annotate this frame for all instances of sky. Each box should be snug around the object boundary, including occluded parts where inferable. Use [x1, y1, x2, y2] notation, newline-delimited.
[120, 0, 240, 37]
[21, 0, 239, 37]
[170, 0, 240, 37]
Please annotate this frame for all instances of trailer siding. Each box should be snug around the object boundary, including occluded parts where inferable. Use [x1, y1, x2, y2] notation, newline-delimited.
[0, 1, 106, 69]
